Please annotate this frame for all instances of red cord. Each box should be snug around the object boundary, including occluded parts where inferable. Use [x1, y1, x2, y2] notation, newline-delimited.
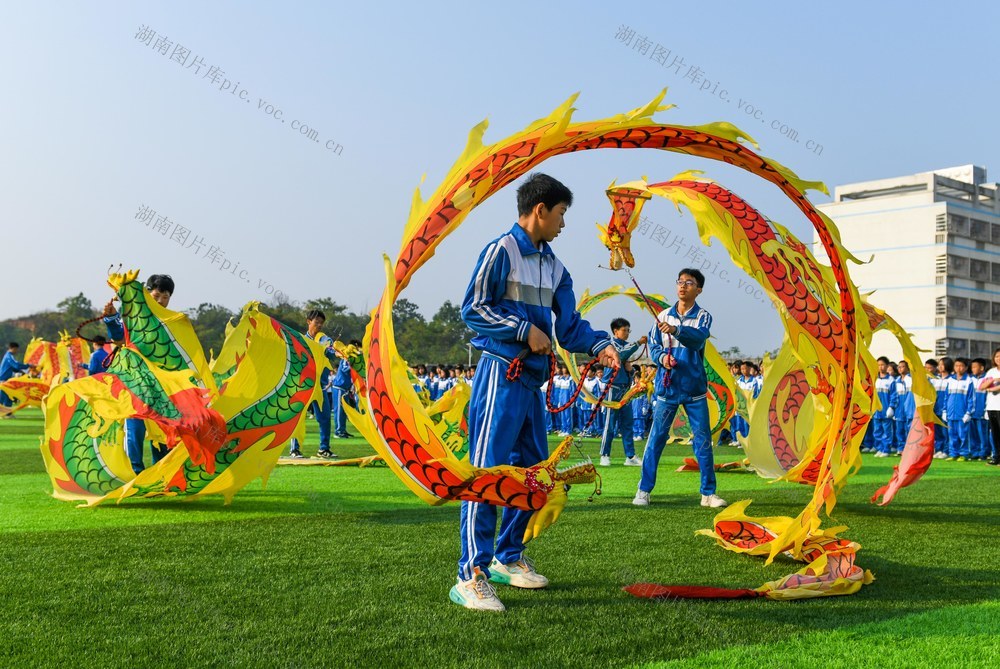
[506, 351, 616, 432]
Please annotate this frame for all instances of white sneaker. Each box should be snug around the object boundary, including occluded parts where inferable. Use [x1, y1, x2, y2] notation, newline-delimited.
[874, 452, 888, 458]
[623, 456, 642, 467]
[449, 568, 506, 611]
[488, 557, 548, 589]
[632, 490, 650, 506]
[700, 494, 728, 508]
[599, 456, 611, 467]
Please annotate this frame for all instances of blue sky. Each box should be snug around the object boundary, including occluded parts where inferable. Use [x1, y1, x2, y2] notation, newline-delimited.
[1, 1, 997, 355]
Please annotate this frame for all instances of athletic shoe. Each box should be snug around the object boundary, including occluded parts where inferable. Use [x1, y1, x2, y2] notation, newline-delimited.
[933, 452, 947, 459]
[957, 456, 967, 462]
[287, 450, 305, 459]
[488, 557, 548, 589]
[988, 458, 1000, 466]
[893, 451, 902, 457]
[623, 456, 642, 467]
[874, 452, 889, 458]
[449, 568, 505, 612]
[316, 450, 338, 459]
[599, 456, 611, 467]
[701, 494, 728, 508]
[632, 490, 650, 506]
[946, 456, 957, 461]
[333, 432, 354, 439]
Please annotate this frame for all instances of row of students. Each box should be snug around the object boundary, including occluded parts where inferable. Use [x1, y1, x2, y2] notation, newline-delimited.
[414, 364, 476, 401]
[926, 355, 997, 463]
[864, 354, 1000, 463]
[865, 356, 916, 457]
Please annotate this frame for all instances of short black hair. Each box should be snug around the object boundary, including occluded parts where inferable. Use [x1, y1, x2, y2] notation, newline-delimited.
[611, 317, 631, 331]
[940, 357, 954, 373]
[8, 342, 19, 349]
[145, 274, 175, 295]
[93, 335, 107, 346]
[877, 356, 890, 364]
[306, 309, 326, 322]
[924, 358, 937, 367]
[516, 173, 573, 217]
[955, 357, 970, 367]
[972, 357, 987, 368]
[678, 268, 705, 288]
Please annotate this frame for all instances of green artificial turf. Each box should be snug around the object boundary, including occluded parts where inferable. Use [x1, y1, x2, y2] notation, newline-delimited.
[1, 407, 998, 668]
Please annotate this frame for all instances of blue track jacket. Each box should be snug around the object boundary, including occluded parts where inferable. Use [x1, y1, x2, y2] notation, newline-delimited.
[461, 223, 611, 388]
[648, 302, 711, 400]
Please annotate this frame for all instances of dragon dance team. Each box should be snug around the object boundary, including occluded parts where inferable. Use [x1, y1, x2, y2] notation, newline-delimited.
[7, 171, 1000, 615]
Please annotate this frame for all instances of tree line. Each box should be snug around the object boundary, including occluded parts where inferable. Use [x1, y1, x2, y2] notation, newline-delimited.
[0, 293, 478, 366]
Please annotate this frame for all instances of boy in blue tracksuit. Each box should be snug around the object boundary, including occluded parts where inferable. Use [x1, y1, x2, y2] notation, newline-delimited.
[872, 357, 898, 457]
[946, 358, 976, 460]
[598, 318, 646, 467]
[451, 173, 618, 612]
[930, 358, 951, 457]
[633, 268, 727, 509]
[0, 342, 35, 407]
[331, 341, 359, 439]
[553, 365, 573, 436]
[76, 336, 111, 376]
[892, 360, 915, 455]
[287, 310, 339, 459]
[969, 358, 990, 459]
[579, 367, 602, 436]
[632, 370, 649, 439]
[563, 367, 577, 435]
[102, 274, 175, 474]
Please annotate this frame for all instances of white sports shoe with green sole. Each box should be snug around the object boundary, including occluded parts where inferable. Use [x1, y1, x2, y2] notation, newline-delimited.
[488, 557, 549, 589]
[449, 567, 505, 611]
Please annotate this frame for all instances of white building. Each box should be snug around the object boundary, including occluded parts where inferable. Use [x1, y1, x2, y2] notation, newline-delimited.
[815, 165, 1000, 362]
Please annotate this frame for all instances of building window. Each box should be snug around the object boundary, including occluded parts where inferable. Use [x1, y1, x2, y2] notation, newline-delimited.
[971, 258, 990, 281]
[992, 223, 1000, 245]
[948, 214, 969, 236]
[947, 296, 969, 317]
[971, 219, 990, 242]
[971, 299, 991, 320]
[971, 339, 992, 359]
[947, 254, 969, 277]
[935, 296, 948, 315]
[993, 302, 1000, 323]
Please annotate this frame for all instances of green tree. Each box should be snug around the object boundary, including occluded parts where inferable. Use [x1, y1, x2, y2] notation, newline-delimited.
[427, 300, 476, 364]
[187, 303, 236, 360]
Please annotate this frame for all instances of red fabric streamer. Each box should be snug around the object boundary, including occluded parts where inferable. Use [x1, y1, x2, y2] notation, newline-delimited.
[623, 583, 765, 600]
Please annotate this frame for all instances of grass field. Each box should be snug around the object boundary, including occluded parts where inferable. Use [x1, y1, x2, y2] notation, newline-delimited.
[1, 407, 998, 668]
